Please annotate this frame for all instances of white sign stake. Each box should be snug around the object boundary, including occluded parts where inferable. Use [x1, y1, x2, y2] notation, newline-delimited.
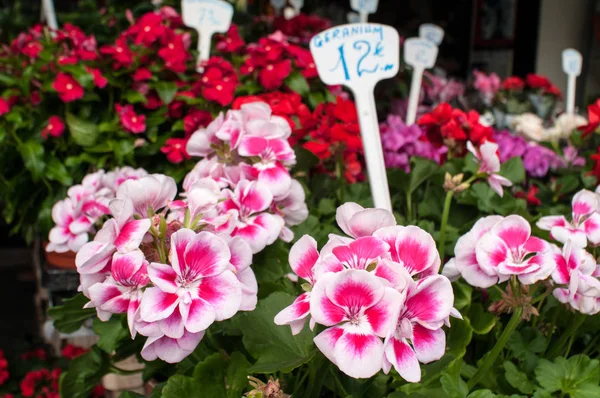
[310, 23, 399, 212]
[182, 0, 233, 72]
[562, 48, 582, 115]
[289, 0, 303, 16]
[41, 0, 59, 31]
[347, 12, 360, 24]
[350, 0, 379, 23]
[404, 37, 438, 125]
[271, 0, 286, 16]
[419, 23, 444, 45]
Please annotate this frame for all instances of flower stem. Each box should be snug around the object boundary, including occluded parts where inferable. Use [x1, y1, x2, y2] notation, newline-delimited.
[438, 190, 454, 259]
[547, 313, 586, 359]
[467, 306, 523, 390]
[406, 191, 413, 221]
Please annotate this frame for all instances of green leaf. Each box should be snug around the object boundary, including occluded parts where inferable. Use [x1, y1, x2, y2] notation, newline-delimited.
[535, 355, 600, 396]
[446, 317, 473, 358]
[46, 157, 73, 186]
[66, 112, 99, 147]
[155, 82, 178, 105]
[192, 352, 250, 398]
[286, 71, 310, 96]
[504, 361, 536, 394]
[452, 281, 472, 311]
[233, 292, 316, 373]
[119, 392, 146, 398]
[124, 90, 147, 104]
[440, 360, 469, 398]
[467, 303, 496, 335]
[318, 198, 337, 215]
[93, 316, 129, 354]
[508, 328, 546, 373]
[162, 375, 202, 398]
[48, 293, 95, 334]
[499, 156, 525, 184]
[408, 157, 440, 194]
[467, 390, 497, 398]
[19, 140, 45, 179]
[60, 347, 110, 398]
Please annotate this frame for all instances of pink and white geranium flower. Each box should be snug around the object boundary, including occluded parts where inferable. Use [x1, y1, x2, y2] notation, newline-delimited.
[46, 198, 93, 253]
[475, 215, 553, 285]
[117, 174, 177, 217]
[537, 189, 600, 247]
[467, 140, 512, 197]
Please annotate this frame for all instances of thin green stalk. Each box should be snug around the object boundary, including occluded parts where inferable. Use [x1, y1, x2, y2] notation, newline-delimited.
[331, 369, 349, 397]
[547, 314, 586, 359]
[108, 365, 142, 375]
[406, 191, 413, 221]
[583, 334, 600, 356]
[543, 309, 560, 356]
[467, 306, 523, 390]
[438, 190, 454, 259]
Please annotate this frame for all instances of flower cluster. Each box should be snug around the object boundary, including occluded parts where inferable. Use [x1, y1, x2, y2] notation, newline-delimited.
[499, 74, 561, 97]
[19, 368, 61, 398]
[272, 13, 331, 44]
[380, 114, 446, 172]
[418, 102, 493, 152]
[46, 167, 148, 253]
[473, 70, 501, 105]
[0, 350, 8, 387]
[275, 203, 457, 381]
[467, 140, 512, 197]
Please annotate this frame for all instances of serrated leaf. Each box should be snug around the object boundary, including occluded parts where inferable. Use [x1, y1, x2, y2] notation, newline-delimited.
[192, 352, 250, 398]
[504, 361, 536, 394]
[535, 355, 600, 396]
[286, 71, 309, 96]
[19, 140, 45, 179]
[59, 347, 110, 398]
[48, 293, 95, 334]
[440, 360, 469, 398]
[93, 316, 129, 354]
[499, 156, 525, 184]
[408, 157, 440, 194]
[66, 112, 99, 147]
[233, 292, 316, 373]
[467, 303, 496, 334]
[162, 375, 202, 398]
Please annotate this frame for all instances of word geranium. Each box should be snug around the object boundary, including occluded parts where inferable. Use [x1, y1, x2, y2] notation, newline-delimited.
[275, 203, 457, 381]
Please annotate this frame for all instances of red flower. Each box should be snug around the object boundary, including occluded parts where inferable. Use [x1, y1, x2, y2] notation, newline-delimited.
[57, 53, 79, 65]
[418, 103, 492, 147]
[515, 185, 541, 206]
[272, 13, 331, 43]
[30, 91, 42, 105]
[42, 116, 65, 139]
[216, 25, 245, 53]
[241, 35, 292, 90]
[0, 98, 10, 117]
[579, 99, 600, 137]
[233, 92, 311, 134]
[418, 102, 453, 145]
[52, 73, 84, 102]
[128, 12, 165, 46]
[158, 32, 188, 73]
[61, 344, 87, 360]
[0, 350, 8, 386]
[100, 36, 134, 67]
[20, 368, 61, 398]
[183, 109, 212, 137]
[161, 138, 190, 163]
[116, 104, 146, 134]
[544, 84, 561, 97]
[21, 41, 43, 58]
[133, 67, 152, 81]
[76, 36, 99, 61]
[86, 67, 107, 88]
[526, 73, 552, 89]
[344, 152, 363, 183]
[20, 348, 47, 361]
[501, 76, 525, 91]
[197, 57, 238, 106]
[287, 45, 318, 79]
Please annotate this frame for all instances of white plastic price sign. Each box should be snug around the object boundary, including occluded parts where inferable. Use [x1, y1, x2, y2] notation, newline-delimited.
[562, 48, 582, 115]
[403, 37, 438, 125]
[310, 23, 399, 211]
[419, 23, 444, 45]
[42, 0, 59, 31]
[182, 0, 233, 71]
[289, 0, 303, 15]
[350, 0, 379, 23]
[347, 12, 360, 24]
[271, 0, 286, 15]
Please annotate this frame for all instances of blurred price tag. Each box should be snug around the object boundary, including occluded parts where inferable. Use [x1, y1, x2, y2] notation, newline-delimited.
[271, 0, 286, 15]
[350, 0, 379, 22]
[562, 48, 582, 76]
[182, 0, 233, 67]
[403, 37, 439, 125]
[419, 23, 444, 45]
[289, 0, 303, 13]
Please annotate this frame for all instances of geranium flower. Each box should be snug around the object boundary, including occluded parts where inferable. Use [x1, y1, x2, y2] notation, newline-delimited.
[467, 141, 512, 197]
[133, 68, 152, 82]
[41, 116, 65, 139]
[383, 275, 453, 382]
[158, 33, 188, 73]
[216, 25, 245, 53]
[311, 269, 403, 378]
[526, 74, 552, 90]
[52, 73, 84, 102]
[0, 98, 10, 117]
[220, 180, 284, 253]
[128, 12, 165, 46]
[88, 250, 149, 334]
[183, 109, 212, 137]
[161, 138, 190, 164]
[139, 229, 242, 340]
[514, 185, 542, 206]
[100, 37, 134, 67]
[579, 99, 600, 137]
[501, 76, 525, 91]
[116, 104, 146, 134]
[335, 202, 396, 239]
[473, 70, 500, 105]
[117, 174, 177, 217]
[141, 330, 204, 363]
[548, 242, 598, 304]
[21, 41, 43, 58]
[46, 198, 92, 253]
[537, 189, 600, 247]
[87, 67, 107, 88]
[197, 57, 238, 106]
[476, 215, 553, 285]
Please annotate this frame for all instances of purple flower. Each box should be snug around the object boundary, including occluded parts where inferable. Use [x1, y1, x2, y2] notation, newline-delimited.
[563, 145, 585, 167]
[380, 115, 446, 172]
[493, 130, 528, 162]
[523, 145, 563, 177]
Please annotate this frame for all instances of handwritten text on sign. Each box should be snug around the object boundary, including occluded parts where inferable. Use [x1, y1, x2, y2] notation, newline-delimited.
[310, 24, 399, 88]
[182, 0, 233, 33]
[419, 23, 444, 46]
[350, 0, 379, 14]
[403, 37, 438, 70]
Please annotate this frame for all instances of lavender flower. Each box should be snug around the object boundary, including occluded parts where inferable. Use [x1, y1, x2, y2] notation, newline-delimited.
[523, 145, 563, 178]
[493, 130, 528, 162]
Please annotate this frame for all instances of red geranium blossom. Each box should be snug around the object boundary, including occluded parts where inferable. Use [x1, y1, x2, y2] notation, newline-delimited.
[52, 73, 84, 102]
[216, 25, 245, 53]
[579, 99, 600, 137]
[183, 109, 212, 137]
[287, 45, 318, 79]
[21, 41, 43, 58]
[272, 13, 331, 43]
[133, 67, 152, 81]
[116, 104, 146, 134]
[241, 33, 293, 90]
[20, 348, 47, 361]
[0, 350, 8, 386]
[61, 344, 87, 360]
[86, 67, 107, 88]
[161, 138, 190, 163]
[526, 74, 552, 89]
[196, 57, 238, 106]
[501, 76, 525, 91]
[41, 116, 65, 139]
[127, 12, 165, 46]
[20, 368, 61, 398]
[100, 36, 134, 67]
[158, 32, 188, 73]
[0, 98, 10, 117]
[515, 185, 541, 206]
[590, 146, 600, 183]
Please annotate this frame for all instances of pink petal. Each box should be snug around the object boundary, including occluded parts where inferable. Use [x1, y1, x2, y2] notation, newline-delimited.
[327, 269, 385, 313]
[88, 283, 127, 312]
[69, 216, 92, 235]
[491, 215, 531, 250]
[551, 226, 587, 247]
[374, 259, 412, 290]
[147, 262, 179, 293]
[140, 331, 204, 363]
[168, 228, 196, 277]
[550, 252, 570, 284]
[479, 141, 501, 172]
[227, 237, 253, 272]
[374, 226, 439, 276]
[517, 255, 555, 285]
[185, 298, 216, 333]
[236, 267, 258, 311]
[239, 180, 273, 213]
[523, 237, 549, 253]
[159, 305, 187, 339]
[336, 203, 396, 238]
[252, 213, 284, 245]
[109, 198, 135, 228]
[233, 223, 269, 254]
[289, 235, 319, 282]
[139, 287, 179, 322]
[458, 260, 499, 288]
[75, 240, 114, 275]
[536, 215, 568, 231]
[404, 275, 453, 325]
[364, 287, 404, 337]
[332, 236, 390, 270]
[313, 326, 345, 365]
[310, 273, 346, 326]
[258, 164, 292, 198]
[111, 250, 144, 283]
[274, 292, 311, 335]
[583, 213, 600, 245]
[412, 325, 445, 363]
[237, 136, 268, 157]
[475, 233, 508, 276]
[333, 328, 385, 378]
[572, 189, 598, 218]
[197, 270, 242, 321]
[114, 219, 151, 253]
[183, 232, 231, 280]
[384, 336, 421, 382]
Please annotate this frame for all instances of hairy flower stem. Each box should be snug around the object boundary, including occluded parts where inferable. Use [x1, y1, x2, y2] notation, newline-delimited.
[467, 306, 523, 390]
[547, 314, 586, 359]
